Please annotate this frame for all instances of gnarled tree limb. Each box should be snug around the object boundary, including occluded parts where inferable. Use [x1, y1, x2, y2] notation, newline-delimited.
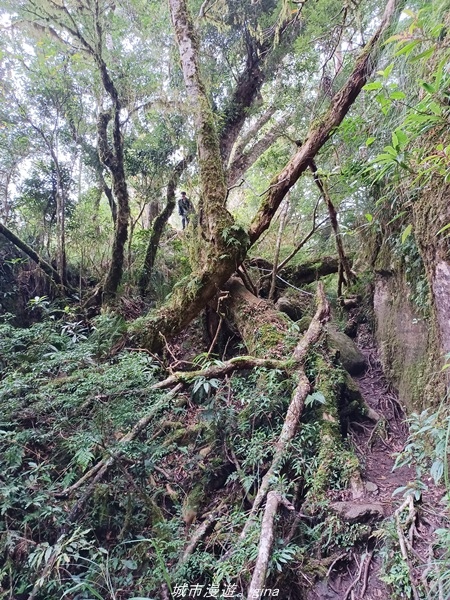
[248, 0, 406, 245]
[152, 355, 288, 390]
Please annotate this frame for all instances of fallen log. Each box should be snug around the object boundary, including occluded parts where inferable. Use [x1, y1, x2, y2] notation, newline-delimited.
[0, 222, 73, 293]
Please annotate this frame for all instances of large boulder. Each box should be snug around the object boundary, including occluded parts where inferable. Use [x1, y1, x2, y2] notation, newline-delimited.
[327, 327, 367, 375]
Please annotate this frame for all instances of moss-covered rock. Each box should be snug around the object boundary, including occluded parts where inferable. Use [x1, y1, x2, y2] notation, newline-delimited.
[275, 295, 303, 321]
[326, 327, 367, 375]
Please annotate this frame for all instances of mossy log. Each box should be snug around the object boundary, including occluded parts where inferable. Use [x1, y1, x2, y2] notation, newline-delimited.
[222, 277, 293, 358]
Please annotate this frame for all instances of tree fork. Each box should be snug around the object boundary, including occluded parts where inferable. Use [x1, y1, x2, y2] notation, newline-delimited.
[131, 0, 403, 354]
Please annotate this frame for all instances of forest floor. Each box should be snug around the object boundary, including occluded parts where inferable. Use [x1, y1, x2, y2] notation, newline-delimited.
[307, 323, 444, 600]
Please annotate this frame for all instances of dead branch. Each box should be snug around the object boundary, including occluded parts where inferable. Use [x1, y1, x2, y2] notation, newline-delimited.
[0, 222, 71, 292]
[276, 217, 328, 273]
[360, 551, 373, 598]
[269, 199, 290, 301]
[309, 160, 355, 294]
[247, 491, 281, 599]
[180, 503, 225, 564]
[237, 264, 258, 296]
[343, 551, 368, 600]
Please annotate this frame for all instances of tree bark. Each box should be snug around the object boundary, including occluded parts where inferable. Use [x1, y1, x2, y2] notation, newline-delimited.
[247, 491, 280, 600]
[97, 109, 130, 301]
[219, 16, 300, 165]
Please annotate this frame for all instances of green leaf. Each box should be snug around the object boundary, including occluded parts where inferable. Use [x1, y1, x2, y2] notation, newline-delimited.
[365, 213, 373, 223]
[384, 34, 405, 44]
[403, 8, 417, 19]
[421, 81, 436, 94]
[401, 224, 413, 244]
[365, 137, 376, 146]
[305, 391, 326, 407]
[363, 81, 383, 91]
[394, 129, 409, 147]
[382, 146, 398, 157]
[377, 63, 394, 78]
[390, 91, 406, 100]
[395, 40, 420, 57]
[410, 47, 435, 62]
[437, 223, 450, 235]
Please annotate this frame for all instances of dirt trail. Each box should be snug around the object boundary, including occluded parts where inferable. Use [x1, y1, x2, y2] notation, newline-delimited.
[308, 324, 418, 600]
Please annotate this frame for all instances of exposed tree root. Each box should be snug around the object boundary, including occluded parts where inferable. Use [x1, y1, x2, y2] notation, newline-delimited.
[180, 502, 225, 564]
[241, 284, 329, 543]
[152, 355, 288, 390]
[343, 551, 373, 600]
[247, 491, 282, 600]
[395, 495, 420, 600]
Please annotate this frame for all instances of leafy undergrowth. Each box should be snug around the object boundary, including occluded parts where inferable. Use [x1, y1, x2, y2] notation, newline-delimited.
[0, 312, 367, 599]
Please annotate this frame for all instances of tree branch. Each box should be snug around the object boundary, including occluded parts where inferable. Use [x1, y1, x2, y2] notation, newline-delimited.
[248, 0, 405, 245]
[152, 355, 288, 390]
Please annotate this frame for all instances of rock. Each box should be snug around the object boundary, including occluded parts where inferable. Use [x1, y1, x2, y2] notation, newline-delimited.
[275, 295, 303, 321]
[344, 317, 358, 338]
[327, 327, 368, 375]
[331, 501, 384, 523]
[350, 473, 365, 499]
[365, 481, 379, 493]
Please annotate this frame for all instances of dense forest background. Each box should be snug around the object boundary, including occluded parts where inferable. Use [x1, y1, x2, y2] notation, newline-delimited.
[0, 0, 449, 598]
